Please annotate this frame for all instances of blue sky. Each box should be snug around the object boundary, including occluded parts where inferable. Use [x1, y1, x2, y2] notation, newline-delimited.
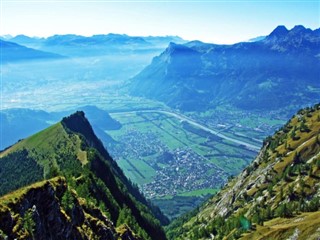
[1, 0, 319, 44]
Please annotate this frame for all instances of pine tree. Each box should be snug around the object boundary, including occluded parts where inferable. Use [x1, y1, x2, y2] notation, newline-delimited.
[291, 127, 296, 139]
[266, 206, 272, 219]
[317, 159, 320, 170]
[279, 187, 284, 200]
[61, 190, 75, 214]
[293, 152, 301, 165]
[277, 203, 292, 218]
[23, 210, 35, 239]
[288, 184, 295, 201]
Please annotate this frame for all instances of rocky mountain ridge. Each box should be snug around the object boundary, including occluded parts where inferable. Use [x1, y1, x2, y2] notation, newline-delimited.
[130, 25, 320, 111]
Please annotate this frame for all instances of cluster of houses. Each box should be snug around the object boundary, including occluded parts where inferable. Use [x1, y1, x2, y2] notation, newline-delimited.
[141, 147, 228, 198]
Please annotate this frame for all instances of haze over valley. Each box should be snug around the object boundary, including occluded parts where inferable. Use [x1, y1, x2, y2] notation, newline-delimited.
[2, 25, 319, 221]
[1, 1, 320, 239]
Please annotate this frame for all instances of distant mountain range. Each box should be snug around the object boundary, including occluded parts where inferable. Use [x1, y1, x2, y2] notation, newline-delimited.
[3, 34, 186, 57]
[0, 39, 64, 63]
[130, 25, 320, 111]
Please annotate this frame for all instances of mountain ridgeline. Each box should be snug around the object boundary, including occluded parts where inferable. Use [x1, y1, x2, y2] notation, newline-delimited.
[0, 39, 65, 63]
[0, 111, 168, 239]
[4, 34, 186, 57]
[167, 104, 320, 239]
[130, 25, 320, 111]
[1, 25, 320, 240]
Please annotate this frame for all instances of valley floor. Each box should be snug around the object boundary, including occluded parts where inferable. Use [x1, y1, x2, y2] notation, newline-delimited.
[105, 106, 286, 219]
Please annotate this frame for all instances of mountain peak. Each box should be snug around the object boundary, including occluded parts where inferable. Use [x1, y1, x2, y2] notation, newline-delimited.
[61, 111, 88, 131]
[165, 42, 198, 55]
[160, 42, 193, 59]
[263, 24, 319, 49]
[12, 34, 32, 40]
[290, 25, 313, 35]
[268, 25, 289, 38]
[184, 40, 206, 47]
[167, 41, 178, 49]
[61, 111, 107, 155]
[291, 25, 306, 32]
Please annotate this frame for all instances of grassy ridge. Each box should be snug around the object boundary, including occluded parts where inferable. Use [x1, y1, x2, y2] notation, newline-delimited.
[0, 112, 168, 239]
[241, 211, 320, 240]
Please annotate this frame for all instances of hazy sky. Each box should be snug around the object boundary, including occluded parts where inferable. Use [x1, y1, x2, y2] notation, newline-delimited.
[1, 0, 319, 44]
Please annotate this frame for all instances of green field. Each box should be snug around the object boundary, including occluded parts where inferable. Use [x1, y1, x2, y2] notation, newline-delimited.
[117, 157, 156, 184]
[107, 111, 257, 187]
[104, 109, 282, 219]
[178, 188, 218, 197]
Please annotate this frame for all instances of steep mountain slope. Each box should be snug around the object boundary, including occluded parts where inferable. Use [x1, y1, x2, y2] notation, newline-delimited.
[130, 25, 320, 111]
[0, 177, 139, 239]
[0, 40, 64, 63]
[0, 111, 168, 239]
[167, 104, 320, 239]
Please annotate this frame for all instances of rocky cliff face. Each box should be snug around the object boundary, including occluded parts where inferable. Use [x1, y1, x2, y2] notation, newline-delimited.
[0, 177, 139, 240]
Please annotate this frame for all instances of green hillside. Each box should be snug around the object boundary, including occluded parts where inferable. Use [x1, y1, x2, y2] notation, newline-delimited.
[0, 111, 167, 240]
[167, 104, 320, 240]
[1, 106, 319, 239]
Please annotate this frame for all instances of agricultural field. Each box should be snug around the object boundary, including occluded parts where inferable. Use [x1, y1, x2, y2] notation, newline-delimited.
[107, 111, 261, 183]
[105, 110, 272, 219]
[188, 105, 287, 143]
